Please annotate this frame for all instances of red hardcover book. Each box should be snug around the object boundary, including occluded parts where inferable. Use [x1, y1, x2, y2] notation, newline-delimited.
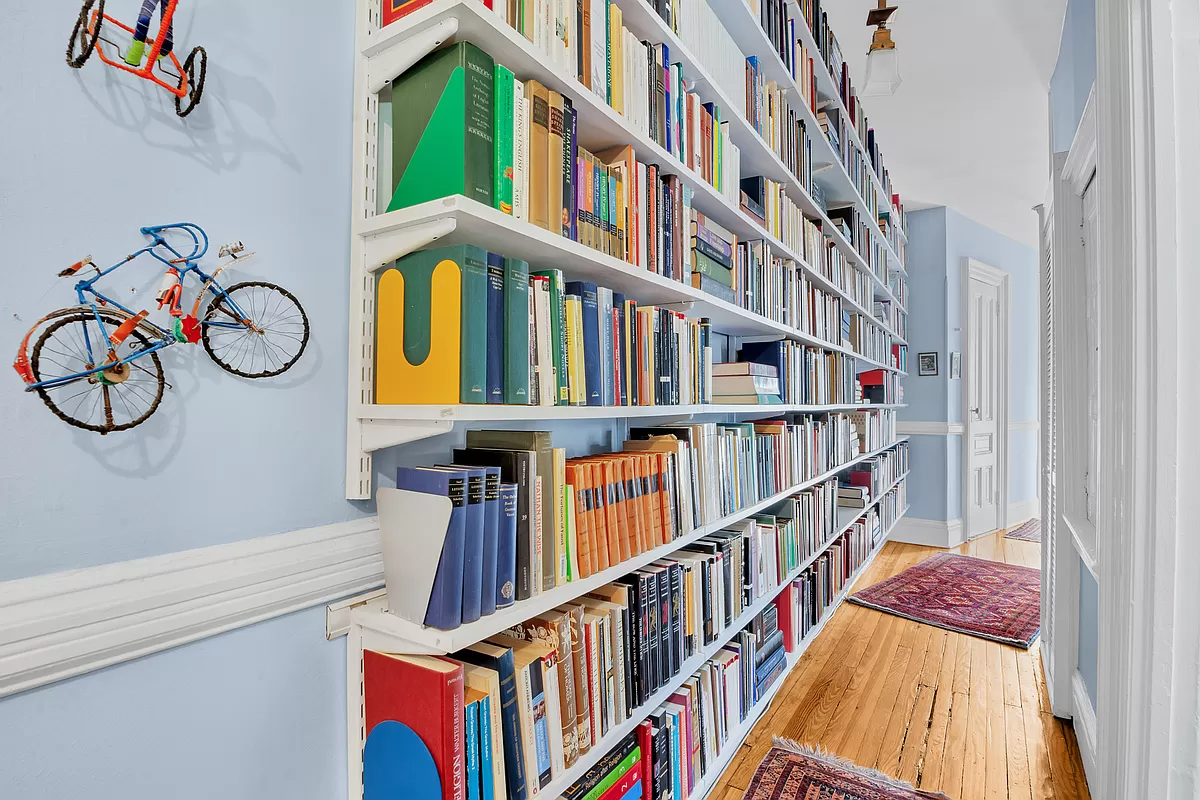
[859, 368, 887, 386]
[364, 650, 465, 800]
[636, 719, 654, 794]
[598, 766, 640, 800]
[849, 471, 873, 489]
[773, 583, 795, 652]
[382, 0, 436, 27]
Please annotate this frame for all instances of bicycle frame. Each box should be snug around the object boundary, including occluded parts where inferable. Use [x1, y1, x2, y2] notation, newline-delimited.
[90, 1, 190, 98]
[26, 223, 253, 392]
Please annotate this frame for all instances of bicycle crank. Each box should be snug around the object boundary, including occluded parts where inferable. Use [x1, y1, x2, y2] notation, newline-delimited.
[96, 362, 130, 385]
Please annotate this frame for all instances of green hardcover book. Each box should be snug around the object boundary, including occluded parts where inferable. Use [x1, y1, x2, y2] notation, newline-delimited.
[494, 64, 515, 215]
[693, 250, 734, 288]
[504, 257, 531, 404]
[387, 42, 495, 213]
[531, 269, 569, 405]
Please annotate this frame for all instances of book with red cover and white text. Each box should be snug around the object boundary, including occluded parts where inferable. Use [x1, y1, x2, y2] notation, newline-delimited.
[364, 650, 465, 800]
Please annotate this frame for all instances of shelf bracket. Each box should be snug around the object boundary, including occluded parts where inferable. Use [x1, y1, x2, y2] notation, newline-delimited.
[363, 218, 458, 272]
[367, 18, 460, 95]
[361, 418, 456, 453]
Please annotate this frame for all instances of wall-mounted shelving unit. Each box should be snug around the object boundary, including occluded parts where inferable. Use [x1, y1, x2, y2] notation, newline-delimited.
[341, 1, 913, 798]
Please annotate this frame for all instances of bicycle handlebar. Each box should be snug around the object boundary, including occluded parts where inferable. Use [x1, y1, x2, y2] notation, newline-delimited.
[140, 222, 210, 260]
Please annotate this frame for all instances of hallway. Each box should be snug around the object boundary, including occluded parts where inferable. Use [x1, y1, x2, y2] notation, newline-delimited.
[710, 530, 1092, 800]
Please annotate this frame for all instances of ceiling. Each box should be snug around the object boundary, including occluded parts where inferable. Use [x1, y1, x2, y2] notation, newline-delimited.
[822, 0, 1067, 246]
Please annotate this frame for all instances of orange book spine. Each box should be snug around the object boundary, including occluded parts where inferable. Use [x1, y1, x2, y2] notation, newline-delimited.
[589, 461, 611, 571]
[607, 458, 633, 563]
[600, 460, 623, 567]
[657, 452, 675, 543]
[568, 463, 593, 579]
[648, 454, 664, 548]
[620, 455, 643, 557]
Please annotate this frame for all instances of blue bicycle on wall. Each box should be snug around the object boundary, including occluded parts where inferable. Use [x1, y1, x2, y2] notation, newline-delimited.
[13, 223, 309, 434]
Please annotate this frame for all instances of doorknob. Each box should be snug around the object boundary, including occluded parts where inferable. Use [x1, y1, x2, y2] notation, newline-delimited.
[971, 407, 980, 415]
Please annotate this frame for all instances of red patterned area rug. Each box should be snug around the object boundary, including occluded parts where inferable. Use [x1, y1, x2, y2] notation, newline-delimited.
[1005, 518, 1042, 542]
[743, 740, 951, 800]
[847, 553, 1041, 648]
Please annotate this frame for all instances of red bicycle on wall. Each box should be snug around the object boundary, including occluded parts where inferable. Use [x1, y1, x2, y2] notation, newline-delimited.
[66, 0, 207, 118]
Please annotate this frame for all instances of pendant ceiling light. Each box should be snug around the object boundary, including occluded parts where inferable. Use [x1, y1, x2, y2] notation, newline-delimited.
[863, 0, 901, 96]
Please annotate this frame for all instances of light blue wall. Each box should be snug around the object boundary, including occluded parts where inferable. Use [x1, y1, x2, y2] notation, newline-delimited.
[0, 608, 347, 800]
[901, 208, 1038, 522]
[1078, 565, 1099, 707]
[0, 3, 361, 797]
[0, 1, 365, 583]
[1050, 0, 1097, 152]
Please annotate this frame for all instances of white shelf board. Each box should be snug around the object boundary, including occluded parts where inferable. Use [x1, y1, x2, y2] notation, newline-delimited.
[355, 401, 907, 423]
[348, 436, 909, 655]
[361, 0, 907, 339]
[353, 494, 905, 800]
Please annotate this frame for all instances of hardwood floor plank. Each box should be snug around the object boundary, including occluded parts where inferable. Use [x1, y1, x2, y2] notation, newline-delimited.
[940, 691, 972, 797]
[920, 629, 949, 688]
[1006, 703, 1034, 800]
[874, 625, 934, 776]
[961, 639, 990, 799]
[1044, 715, 1085, 800]
[985, 643, 1009, 799]
[916, 634, 960, 793]
[897, 683, 937, 786]
[1016, 647, 1042, 713]
[1023, 701, 1057, 800]
[838, 641, 914, 766]
[1002, 644, 1023, 708]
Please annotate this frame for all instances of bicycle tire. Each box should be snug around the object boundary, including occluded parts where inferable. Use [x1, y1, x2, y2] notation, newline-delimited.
[202, 281, 310, 379]
[66, 0, 104, 68]
[175, 46, 207, 117]
[31, 312, 166, 434]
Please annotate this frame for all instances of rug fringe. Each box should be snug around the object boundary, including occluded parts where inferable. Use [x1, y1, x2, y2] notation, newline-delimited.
[769, 738, 953, 800]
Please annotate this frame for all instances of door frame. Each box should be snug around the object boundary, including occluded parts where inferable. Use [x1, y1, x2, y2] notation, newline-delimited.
[960, 257, 1011, 538]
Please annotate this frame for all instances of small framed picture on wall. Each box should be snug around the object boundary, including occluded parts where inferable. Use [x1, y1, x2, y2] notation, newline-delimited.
[918, 352, 938, 376]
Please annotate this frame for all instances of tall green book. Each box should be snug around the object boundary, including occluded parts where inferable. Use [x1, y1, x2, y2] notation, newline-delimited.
[504, 257, 531, 404]
[493, 64, 515, 215]
[387, 42, 495, 213]
[531, 269, 569, 405]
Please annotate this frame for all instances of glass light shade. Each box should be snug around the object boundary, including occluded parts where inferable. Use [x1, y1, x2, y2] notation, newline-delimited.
[862, 47, 902, 96]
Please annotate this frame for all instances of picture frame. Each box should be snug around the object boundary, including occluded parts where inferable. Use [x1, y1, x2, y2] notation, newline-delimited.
[950, 352, 962, 380]
[918, 352, 938, 377]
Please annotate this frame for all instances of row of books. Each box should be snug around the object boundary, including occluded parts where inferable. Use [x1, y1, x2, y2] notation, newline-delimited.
[838, 441, 909, 505]
[859, 367, 904, 406]
[874, 299, 906, 340]
[744, 64, 815, 197]
[746, 0, 816, 107]
[375, 244, 715, 406]
[567, 599, 786, 800]
[726, 340, 857, 406]
[817, 104, 881, 221]
[879, 210, 906, 269]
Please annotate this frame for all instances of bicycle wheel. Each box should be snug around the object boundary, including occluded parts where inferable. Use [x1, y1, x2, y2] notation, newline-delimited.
[175, 46, 207, 117]
[31, 312, 166, 434]
[202, 281, 310, 379]
[66, 0, 104, 68]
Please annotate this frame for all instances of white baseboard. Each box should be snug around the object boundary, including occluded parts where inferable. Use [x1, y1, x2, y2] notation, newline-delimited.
[890, 517, 965, 548]
[0, 517, 383, 698]
[1008, 498, 1039, 526]
[1071, 670, 1099, 795]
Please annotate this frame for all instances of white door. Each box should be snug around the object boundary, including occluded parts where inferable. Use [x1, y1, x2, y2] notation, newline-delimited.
[967, 270, 1003, 537]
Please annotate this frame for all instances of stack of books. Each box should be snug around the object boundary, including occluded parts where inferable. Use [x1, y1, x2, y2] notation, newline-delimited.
[711, 362, 781, 405]
[858, 367, 903, 405]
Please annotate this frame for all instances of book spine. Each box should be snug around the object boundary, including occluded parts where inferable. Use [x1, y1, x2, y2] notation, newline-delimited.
[514, 81, 529, 221]
[504, 258, 532, 404]
[460, 247, 489, 404]
[486, 254, 506, 404]
[548, 91, 566, 238]
[467, 699, 481, 800]
[528, 82, 551, 230]
[481, 471, 500, 615]
[465, 45, 497, 207]
[494, 64, 515, 215]
[562, 99, 576, 240]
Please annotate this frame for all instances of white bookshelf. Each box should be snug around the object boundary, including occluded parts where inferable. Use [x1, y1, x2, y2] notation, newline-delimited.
[342, 1, 913, 798]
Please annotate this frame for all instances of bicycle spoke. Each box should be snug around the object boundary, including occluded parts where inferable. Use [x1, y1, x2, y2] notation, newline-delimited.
[101, 385, 114, 429]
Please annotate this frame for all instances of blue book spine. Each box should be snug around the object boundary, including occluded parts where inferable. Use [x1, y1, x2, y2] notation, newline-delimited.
[435, 466, 484, 623]
[479, 695, 495, 800]
[619, 780, 643, 800]
[664, 59, 672, 155]
[479, 467, 501, 616]
[497, 484, 518, 608]
[395, 467, 465, 629]
[565, 281, 603, 405]
[668, 713, 682, 800]
[466, 700, 481, 800]
[486, 253, 505, 404]
[530, 664, 552, 787]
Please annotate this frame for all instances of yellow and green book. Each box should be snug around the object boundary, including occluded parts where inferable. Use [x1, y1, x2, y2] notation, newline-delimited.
[386, 42, 495, 213]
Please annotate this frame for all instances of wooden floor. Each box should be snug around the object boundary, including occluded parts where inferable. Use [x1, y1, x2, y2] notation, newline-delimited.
[709, 528, 1092, 800]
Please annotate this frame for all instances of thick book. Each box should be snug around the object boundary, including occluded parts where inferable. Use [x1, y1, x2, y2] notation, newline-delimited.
[562, 732, 638, 800]
[456, 448, 536, 601]
[691, 250, 733, 288]
[506, 610, 579, 768]
[485, 253, 505, 404]
[394, 467, 467, 629]
[364, 651, 465, 800]
[494, 64, 516, 215]
[548, 91, 566, 240]
[563, 98, 577, 239]
[504, 257, 532, 404]
[565, 281, 603, 405]
[527, 80, 552, 230]
[460, 665, 504, 800]
[434, 465, 485, 623]
[711, 374, 781, 395]
[457, 464, 502, 616]
[376, 244, 487, 404]
[457, 642, 528, 800]
[387, 42, 494, 212]
[712, 362, 777, 377]
[466, 431, 557, 593]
